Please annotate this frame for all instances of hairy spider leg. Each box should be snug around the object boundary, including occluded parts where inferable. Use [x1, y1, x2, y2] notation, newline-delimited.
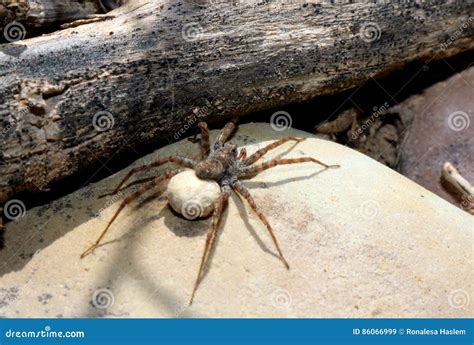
[197, 122, 210, 159]
[99, 156, 196, 198]
[244, 136, 305, 165]
[100, 169, 184, 198]
[232, 180, 289, 269]
[189, 184, 231, 305]
[241, 157, 339, 177]
[99, 176, 154, 199]
[81, 170, 178, 258]
[238, 148, 247, 160]
[213, 120, 237, 150]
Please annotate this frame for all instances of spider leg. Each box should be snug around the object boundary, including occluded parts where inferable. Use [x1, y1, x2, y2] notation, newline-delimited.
[232, 180, 289, 269]
[197, 122, 210, 158]
[213, 120, 237, 149]
[99, 176, 156, 199]
[240, 157, 339, 177]
[101, 156, 196, 198]
[99, 169, 183, 198]
[189, 184, 231, 305]
[238, 148, 247, 161]
[244, 136, 304, 165]
[81, 170, 176, 258]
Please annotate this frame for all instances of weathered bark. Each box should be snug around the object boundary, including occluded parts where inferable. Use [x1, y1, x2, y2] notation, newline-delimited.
[0, 0, 103, 29]
[0, 0, 473, 208]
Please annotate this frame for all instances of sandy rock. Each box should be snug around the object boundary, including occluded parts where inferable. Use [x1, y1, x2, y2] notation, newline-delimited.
[0, 123, 472, 318]
[167, 169, 220, 219]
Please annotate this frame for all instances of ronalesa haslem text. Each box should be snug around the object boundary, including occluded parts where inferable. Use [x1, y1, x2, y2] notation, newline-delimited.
[405, 328, 466, 336]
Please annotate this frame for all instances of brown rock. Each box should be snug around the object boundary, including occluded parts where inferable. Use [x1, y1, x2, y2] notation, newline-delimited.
[398, 67, 474, 211]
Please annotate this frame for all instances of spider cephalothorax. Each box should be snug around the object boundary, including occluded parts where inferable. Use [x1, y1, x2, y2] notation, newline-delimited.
[81, 121, 339, 304]
[195, 143, 238, 180]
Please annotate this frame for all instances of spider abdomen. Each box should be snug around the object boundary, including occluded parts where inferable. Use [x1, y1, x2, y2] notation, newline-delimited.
[195, 159, 226, 180]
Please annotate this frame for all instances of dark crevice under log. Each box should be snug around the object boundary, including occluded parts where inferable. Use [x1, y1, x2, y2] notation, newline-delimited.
[0, 0, 473, 213]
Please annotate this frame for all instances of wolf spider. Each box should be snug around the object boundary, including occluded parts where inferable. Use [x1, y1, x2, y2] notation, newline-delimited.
[81, 121, 339, 305]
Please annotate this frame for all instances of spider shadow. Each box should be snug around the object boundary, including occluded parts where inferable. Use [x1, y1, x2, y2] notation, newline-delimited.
[81, 191, 207, 318]
[143, 191, 230, 295]
[241, 167, 332, 189]
[230, 191, 278, 260]
[142, 184, 290, 292]
[235, 168, 331, 261]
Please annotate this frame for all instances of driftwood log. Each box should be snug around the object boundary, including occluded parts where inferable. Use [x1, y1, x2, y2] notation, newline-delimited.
[0, 0, 473, 213]
[0, 0, 124, 28]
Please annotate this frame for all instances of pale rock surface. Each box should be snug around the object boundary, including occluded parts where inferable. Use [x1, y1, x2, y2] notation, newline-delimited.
[0, 123, 472, 318]
[167, 169, 220, 219]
